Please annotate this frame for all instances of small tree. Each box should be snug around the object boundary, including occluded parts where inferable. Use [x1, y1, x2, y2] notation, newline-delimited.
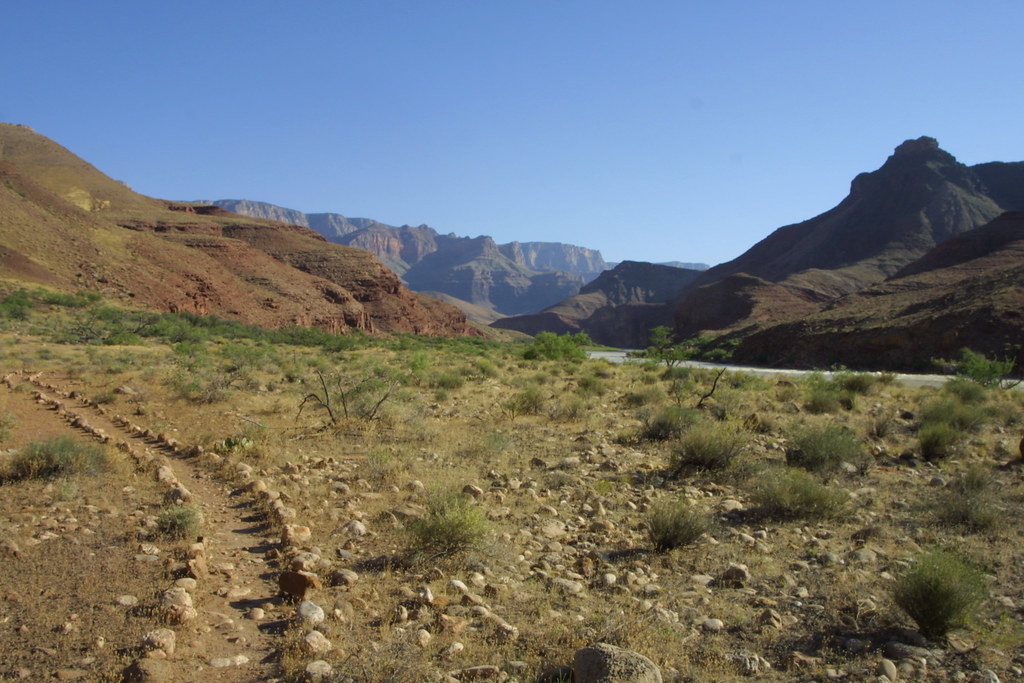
[956, 348, 1019, 389]
[645, 326, 693, 367]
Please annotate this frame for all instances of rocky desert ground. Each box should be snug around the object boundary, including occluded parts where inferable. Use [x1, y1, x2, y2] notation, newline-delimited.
[0, 295, 1022, 682]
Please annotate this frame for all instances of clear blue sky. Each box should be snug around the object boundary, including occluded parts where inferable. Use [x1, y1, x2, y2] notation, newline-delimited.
[3, 1, 1021, 266]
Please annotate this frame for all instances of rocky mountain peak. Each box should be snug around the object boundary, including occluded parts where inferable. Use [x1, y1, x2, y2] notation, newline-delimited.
[892, 136, 940, 156]
[849, 135, 973, 199]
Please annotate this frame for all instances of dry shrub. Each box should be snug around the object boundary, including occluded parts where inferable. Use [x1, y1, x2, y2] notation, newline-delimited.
[9, 435, 107, 480]
[406, 491, 490, 559]
[936, 464, 1000, 531]
[646, 499, 709, 552]
[638, 405, 698, 441]
[893, 550, 987, 639]
[156, 505, 203, 540]
[752, 467, 848, 520]
[669, 420, 745, 474]
[786, 422, 866, 474]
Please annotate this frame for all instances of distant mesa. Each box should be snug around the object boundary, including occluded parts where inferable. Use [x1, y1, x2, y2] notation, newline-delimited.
[203, 199, 620, 323]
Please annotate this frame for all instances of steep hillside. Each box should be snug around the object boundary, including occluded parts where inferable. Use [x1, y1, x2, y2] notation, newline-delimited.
[672, 137, 1023, 339]
[492, 261, 702, 346]
[0, 124, 471, 336]
[732, 212, 1024, 370]
[204, 199, 608, 319]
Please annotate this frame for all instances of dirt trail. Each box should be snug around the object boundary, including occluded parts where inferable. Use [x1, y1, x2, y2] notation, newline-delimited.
[6, 370, 287, 682]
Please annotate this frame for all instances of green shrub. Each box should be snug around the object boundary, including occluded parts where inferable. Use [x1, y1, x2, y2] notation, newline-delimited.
[638, 405, 698, 441]
[660, 366, 692, 382]
[503, 386, 545, 418]
[669, 421, 745, 473]
[432, 371, 465, 391]
[0, 413, 15, 442]
[646, 499, 709, 552]
[956, 347, 1016, 388]
[918, 422, 958, 460]
[406, 492, 490, 557]
[943, 377, 988, 404]
[920, 397, 988, 433]
[522, 332, 591, 361]
[936, 465, 1000, 531]
[10, 436, 107, 480]
[869, 414, 895, 440]
[549, 397, 588, 422]
[364, 449, 408, 483]
[786, 423, 866, 474]
[576, 374, 606, 397]
[805, 384, 855, 413]
[0, 289, 33, 320]
[752, 467, 848, 520]
[622, 386, 666, 408]
[156, 506, 203, 540]
[832, 371, 877, 394]
[474, 358, 499, 378]
[893, 551, 987, 638]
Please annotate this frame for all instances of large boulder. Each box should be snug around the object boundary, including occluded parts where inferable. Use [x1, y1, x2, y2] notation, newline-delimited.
[573, 643, 662, 683]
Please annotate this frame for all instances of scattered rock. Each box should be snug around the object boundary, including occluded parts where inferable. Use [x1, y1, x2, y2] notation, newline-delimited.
[304, 660, 334, 682]
[877, 658, 898, 681]
[573, 642, 663, 682]
[209, 655, 249, 667]
[296, 600, 326, 627]
[702, 618, 725, 633]
[282, 524, 312, 545]
[302, 630, 333, 654]
[142, 629, 176, 656]
[160, 587, 196, 624]
[124, 658, 172, 682]
[328, 568, 359, 587]
[716, 563, 750, 587]
[342, 520, 367, 536]
[728, 650, 771, 675]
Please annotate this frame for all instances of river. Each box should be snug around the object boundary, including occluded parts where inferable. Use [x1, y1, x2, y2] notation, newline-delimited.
[586, 350, 953, 389]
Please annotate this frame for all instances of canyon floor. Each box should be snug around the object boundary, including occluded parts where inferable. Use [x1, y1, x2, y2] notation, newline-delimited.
[0, 310, 1022, 682]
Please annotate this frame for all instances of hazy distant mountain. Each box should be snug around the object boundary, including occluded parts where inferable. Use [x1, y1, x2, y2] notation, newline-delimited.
[0, 123, 471, 337]
[204, 199, 611, 320]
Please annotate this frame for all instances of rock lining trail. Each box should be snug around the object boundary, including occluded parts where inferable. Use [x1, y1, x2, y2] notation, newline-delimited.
[3, 370, 299, 682]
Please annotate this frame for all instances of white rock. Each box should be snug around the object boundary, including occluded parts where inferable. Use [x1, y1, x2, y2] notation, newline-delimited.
[304, 660, 334, 682]
[342, 520, 367, 536]
[574, 643, 662, 682]
[209, 655, 249, 667]
[282, 524, 312, 545]
[296, 600, 325, 627]
[302, 630, 333, 654]
[702, 618, 725, 632]
[142, 629, 176, 656]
